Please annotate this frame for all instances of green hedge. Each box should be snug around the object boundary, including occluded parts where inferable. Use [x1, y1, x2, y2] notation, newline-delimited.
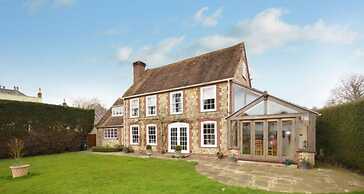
[0, 100, 94, 158]
[317, 99, 364, 173]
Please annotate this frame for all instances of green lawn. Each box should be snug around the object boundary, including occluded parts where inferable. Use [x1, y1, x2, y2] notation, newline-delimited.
[0, 152, 361, 194]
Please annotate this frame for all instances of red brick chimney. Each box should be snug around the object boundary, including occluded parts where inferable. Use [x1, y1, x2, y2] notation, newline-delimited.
[133, 61, 146, 83]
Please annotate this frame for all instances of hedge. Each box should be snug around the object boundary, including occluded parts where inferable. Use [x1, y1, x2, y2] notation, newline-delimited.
[317, 99, 364, 173]
[0, 100, 94, 158]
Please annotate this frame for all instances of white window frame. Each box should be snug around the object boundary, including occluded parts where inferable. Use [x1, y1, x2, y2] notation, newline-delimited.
[200, 121, 217, 148]
[200, 85, 217, 112]
[146, 124, 157, 146]
[104, 128, 118, 139]
[111, 106, 124, 117]
[129, 98, 139, 118]
[170, 91, 183, 114]
[146, 95, 157, 117]
[130, 125, 139, 145]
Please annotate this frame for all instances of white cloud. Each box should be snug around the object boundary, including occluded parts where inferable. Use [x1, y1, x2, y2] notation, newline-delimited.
[198, 8, 358, 54]
[116, 47, 133, 62]
[193, 35, 239, 55]
[116, 36, 185, 66]
[194, 7, 223, 27]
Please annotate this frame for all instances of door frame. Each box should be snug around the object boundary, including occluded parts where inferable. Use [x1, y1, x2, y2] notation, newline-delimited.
[167, 122, 190, 153]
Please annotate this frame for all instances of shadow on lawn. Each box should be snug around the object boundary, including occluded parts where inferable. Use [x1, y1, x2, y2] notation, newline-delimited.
[0, 172, 40, 181]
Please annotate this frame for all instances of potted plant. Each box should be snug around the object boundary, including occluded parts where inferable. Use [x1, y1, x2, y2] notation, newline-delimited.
[298, 158, 312, 169]
[175, 145, 182, 158]
[146, 145, 152, 156]
[228, 153, 238, 162]
[8, 138, 30, 178]
[216, 151, 224, 159]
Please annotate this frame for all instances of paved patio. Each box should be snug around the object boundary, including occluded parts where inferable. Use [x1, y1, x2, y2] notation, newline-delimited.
[89, 152, 364, 193]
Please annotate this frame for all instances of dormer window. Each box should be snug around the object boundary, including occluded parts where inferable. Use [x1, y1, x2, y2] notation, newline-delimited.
[130, 98, 139, 118]
[146, 95, 157, 116]
[111, 106, 123, 117]
[200, 85, 216, 112]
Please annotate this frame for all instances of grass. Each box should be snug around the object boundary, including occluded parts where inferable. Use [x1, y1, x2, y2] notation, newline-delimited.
[0, 152, 362, 194]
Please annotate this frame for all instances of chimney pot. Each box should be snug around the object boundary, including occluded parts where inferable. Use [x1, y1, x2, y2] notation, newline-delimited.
[133, 61, 146, 83]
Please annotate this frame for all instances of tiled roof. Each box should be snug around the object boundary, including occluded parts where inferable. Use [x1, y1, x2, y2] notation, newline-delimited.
[96, 98, 124, 128]
[123, 42, 246, 97]
[0, 88, 26, 96]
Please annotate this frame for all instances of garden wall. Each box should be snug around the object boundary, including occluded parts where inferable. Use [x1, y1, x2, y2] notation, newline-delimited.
[317, 99, 364, 173]
[0, 100, 94, 158]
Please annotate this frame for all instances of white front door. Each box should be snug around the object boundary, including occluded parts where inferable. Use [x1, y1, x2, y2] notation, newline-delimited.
[168, 122, 189, 153]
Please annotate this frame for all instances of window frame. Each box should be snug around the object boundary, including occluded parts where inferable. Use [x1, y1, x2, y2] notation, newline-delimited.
[170, 91, 183, 115]
[129, 98, 139, 118]
[146, 124, 157, 146]
[111, 106, 124, 117]
[146, 95, 157, 117]
[130, 125, 140, 145]
[104, 128, 118, 139]
[200, 85, 217, 112]
[200, 121, 218, 148]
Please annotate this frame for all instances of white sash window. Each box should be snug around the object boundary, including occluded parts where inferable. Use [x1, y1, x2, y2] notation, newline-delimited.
[200, 85, 216, 112]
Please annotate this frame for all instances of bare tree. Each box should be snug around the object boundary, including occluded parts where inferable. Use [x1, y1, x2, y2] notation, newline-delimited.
[327, 74, 364, 106]
[72, 98, 107, 124]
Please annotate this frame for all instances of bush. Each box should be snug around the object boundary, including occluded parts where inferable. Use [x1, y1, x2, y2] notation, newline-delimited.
[317, 99, 364, 173]
[0, 100, 94, 158]
[122, 146, 134, 153]
[91, 146, 119, 152]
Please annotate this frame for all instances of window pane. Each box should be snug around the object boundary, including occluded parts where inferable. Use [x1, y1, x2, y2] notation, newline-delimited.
[255, 122, 264, 155]
[268, 121, 278, 156]
[202, 122, 216, 146]
[148, 126, 156, 144]
[242, 123, 251, 154]
[282, 120, 293, 157]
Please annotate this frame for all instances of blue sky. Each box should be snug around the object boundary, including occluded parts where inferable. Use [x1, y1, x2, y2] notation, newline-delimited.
[1, 0, 363, 108]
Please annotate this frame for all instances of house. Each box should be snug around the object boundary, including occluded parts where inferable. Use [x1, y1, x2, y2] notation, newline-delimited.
[0, 86, 42, 103]
[96, 98, 124, 146]
[97, 42, 319, 164]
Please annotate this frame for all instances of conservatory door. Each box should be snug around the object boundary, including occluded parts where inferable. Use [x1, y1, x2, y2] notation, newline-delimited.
[168, 123, 189, 153]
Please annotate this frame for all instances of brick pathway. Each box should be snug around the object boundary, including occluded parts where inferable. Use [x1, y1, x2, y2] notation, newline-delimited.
[89, 152, 364, 193]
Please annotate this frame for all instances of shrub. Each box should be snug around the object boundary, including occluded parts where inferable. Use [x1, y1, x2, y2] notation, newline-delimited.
[0, 100, 94, 158]
[122, 146, 134, 153]
[114, 144, 124, 151]
[317, 99, 364, 173]
[91, 146, 119, 152]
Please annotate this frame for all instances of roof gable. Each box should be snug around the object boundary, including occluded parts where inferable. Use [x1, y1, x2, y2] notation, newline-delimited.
[96, 98, 124, 128]
[227, 93, 320, 119]
[123, 43, 246, 97]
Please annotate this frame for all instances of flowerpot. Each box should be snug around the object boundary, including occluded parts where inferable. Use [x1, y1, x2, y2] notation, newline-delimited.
[10, 164, 30, 178]
[175, 151, 182, 158]
[146, 150, 152, 156]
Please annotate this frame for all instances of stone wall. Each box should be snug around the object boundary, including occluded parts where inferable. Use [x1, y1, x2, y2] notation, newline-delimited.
[96, 127, 123, 147]
[124, 82, 232, 155]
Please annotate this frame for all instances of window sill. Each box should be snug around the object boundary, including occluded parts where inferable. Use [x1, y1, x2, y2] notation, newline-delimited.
[170, 112, 183, 115]
[200, 109, 216, 113]
[201, 145, 217, 148]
